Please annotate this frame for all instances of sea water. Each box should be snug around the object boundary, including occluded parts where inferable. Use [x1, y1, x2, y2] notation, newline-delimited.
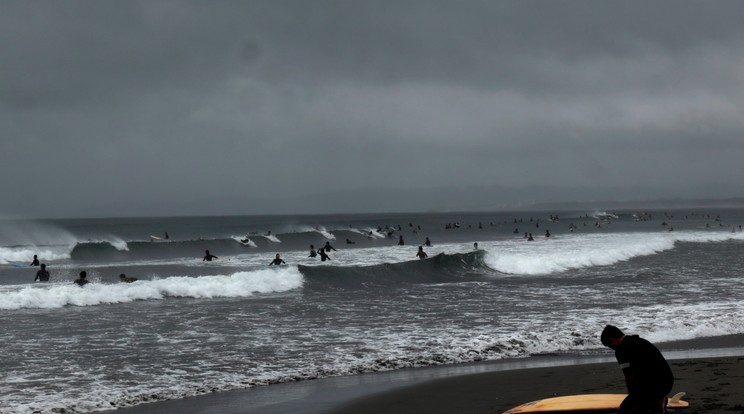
[0, 209, 743, 413]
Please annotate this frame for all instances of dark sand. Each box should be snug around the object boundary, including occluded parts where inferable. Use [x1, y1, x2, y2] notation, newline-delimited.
[108, 352, 744, 414]
[330, 357, 744, 414]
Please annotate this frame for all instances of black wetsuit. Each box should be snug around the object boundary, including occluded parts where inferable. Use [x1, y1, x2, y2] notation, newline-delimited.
[34, 269, 50, 282]
[269, 258, 285, 266]
[416, 251, 428, 260]
[309, 249, 317, 258]
[74, 278, 89, 286]
[30, 258, 40, 266]
[318, 249, 330, 262]
[203, 254, 218, 261]
[615, 335, 673, 413]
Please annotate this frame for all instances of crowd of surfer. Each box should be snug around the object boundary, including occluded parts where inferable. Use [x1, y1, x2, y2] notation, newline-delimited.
[23, 210, 742, 285]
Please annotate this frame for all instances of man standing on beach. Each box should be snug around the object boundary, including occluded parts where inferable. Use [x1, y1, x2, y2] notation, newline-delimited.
[601, 325, 674, 414]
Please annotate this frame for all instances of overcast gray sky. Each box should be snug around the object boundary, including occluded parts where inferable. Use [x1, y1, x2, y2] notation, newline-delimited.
[2, 1, 743, 218]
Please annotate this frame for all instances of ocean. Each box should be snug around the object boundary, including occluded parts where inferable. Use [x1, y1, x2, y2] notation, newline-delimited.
[1, 208, 743, 413]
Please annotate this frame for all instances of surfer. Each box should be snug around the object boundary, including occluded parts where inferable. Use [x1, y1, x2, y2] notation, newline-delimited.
[346, 238, 355, 244]
[545, 229, 551, 238]
[323, 241, 337, 252]
[416, 246, 428, 260]
[473, 242, 478, 250]
[34, 264, 50, 282]
[164, 232, 169, 240]
[269, 254, 286, 266]
[74, 271, 90, 286]
[30, 255, 40, 266]
[601, 325, 673, 414]
[527, 233, 534, 241]
[309, 245, 317, 257]
[398, 235, 404, 246]
[424, 237, 431, 247]
[119, 273, 138, 283]
[203, 250, 218, 261]
[317, 248, 331, 262]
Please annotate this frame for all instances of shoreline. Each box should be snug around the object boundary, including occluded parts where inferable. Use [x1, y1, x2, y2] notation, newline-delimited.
[106, 335, 744, 414]
[330, 356, 744, 414]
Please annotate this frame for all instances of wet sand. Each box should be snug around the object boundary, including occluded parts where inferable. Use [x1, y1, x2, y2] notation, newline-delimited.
[330, 356, 744, 414]
[107, 350, 744, 414]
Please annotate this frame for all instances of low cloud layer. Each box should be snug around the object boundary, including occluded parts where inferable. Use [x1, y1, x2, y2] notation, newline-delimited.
[2, 1, 743, 217]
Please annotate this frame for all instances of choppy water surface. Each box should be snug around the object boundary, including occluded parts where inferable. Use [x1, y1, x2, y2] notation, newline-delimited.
[1, 209, 743, 413]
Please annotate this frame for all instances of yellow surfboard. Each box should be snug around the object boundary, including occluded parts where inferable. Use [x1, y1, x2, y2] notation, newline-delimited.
[503, 392, 688, 413]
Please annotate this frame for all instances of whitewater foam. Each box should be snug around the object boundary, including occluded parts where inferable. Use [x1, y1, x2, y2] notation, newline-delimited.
[483, 231, 744, 275]
[0, 267, 304, 310]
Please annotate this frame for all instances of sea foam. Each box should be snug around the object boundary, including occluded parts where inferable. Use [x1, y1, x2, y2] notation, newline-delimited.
[0, 267, 304, 310]
[483, 231, 744, 275]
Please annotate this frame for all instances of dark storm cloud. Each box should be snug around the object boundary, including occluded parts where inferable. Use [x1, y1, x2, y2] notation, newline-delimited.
[2, 1, 744, 217]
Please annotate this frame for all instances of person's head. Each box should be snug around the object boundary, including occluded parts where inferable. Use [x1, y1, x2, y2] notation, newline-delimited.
[33, 254, 37, 258]
[119, 274, 126, 280]
[79, 271, 87, 279]
[601, 325, 625, 349]
[275, 253, 281, 259]
[418, 246, 423, 251]
[205, 250, 210, 254]
[310, 244, 314, 249]
[41, 263, 46, 269]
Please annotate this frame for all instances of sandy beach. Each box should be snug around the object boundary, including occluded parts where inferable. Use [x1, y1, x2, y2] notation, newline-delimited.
[107, 345, 744, 414]
[330, 356, 744, 414]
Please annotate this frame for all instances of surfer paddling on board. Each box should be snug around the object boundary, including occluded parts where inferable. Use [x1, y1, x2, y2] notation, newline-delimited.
[601, 325, 674, 414]
[203, 250, 218, 261]
[120, 273, 138, 283]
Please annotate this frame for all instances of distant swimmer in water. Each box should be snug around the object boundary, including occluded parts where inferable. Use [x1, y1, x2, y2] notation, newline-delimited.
[424, 237, 431, 247]
[346, 238, 355, 244]
[269, 254, 286, 266]
[119, 273, 138, 283]
[164, 232, 169, 240]
[317, 248, 331, 262]
[545, 229, 551, 238]
[30, 255, 40, 266]
[527, 233, 534, 241]
[416, 246, 428, 260]
[473, 242, 479, 250]
[203, 250, 218, 261]
[74, 271, 89, 286]
[398, 235, 404, 246]
[34, 264, 50, 282]
[324, 241, 337, 252]
[309, 245, 317, 257]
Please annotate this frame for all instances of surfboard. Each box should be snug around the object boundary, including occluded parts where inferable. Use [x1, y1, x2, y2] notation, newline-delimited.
[503, 392, 688, 413]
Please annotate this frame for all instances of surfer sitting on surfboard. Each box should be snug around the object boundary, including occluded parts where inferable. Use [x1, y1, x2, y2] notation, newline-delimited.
[601, 325, 674, 413]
